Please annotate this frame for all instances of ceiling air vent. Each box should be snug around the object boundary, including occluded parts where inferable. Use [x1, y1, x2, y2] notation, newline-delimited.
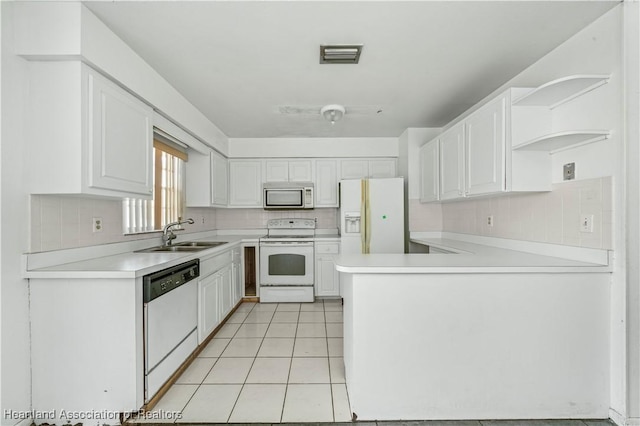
[320, 44, 363, 64]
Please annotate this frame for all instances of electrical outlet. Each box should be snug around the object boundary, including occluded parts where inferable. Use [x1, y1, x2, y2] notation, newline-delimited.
[487, 215, 494, 227]
[580, 214, 594, 233]
[564, 162, 575, 181]
[93, 217, 103, 233]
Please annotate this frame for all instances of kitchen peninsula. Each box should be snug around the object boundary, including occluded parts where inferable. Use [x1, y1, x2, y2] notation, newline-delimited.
[335, 233, 612, 421]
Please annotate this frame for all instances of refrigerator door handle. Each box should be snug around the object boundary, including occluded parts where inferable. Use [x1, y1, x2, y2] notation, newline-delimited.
[361, 179, 372, 254]
[361, 179, 367, 254]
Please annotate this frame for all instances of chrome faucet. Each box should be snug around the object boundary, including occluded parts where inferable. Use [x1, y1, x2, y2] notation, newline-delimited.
[162, 218, 195, 246]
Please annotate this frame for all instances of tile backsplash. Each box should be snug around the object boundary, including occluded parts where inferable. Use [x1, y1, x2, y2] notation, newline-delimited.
[30, 196, 218, 252]
[31, 177, 611, 252]
[436, 176, 613, 250]
[215, 208, 338, 231]
[30, 195, 338, 253]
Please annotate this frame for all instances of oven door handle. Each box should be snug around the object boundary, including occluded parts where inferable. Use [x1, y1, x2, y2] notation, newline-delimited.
[260, 242, 314, 247]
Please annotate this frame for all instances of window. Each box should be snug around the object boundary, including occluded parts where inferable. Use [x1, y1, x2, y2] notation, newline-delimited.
[123, 136, 188, 234]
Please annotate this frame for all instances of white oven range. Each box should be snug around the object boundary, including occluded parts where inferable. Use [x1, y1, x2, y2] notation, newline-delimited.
[259, 218, 315, 303]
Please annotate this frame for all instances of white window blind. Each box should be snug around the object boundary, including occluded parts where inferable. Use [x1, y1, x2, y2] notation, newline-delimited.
[123, 138, 187, 234]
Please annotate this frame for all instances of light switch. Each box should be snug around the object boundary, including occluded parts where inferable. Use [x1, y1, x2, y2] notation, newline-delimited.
[580, 214, 594, 233]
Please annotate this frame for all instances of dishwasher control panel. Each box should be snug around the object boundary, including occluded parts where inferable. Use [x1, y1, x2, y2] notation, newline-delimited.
[143, 259, 200, 303]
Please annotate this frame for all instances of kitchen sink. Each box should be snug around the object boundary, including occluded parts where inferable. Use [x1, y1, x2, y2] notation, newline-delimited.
[174, 241, 228, 248]
[135, 241, 228, 253]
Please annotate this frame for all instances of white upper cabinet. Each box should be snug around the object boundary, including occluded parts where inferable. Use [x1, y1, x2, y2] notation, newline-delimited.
[186, 150, 228, 207]
[211, 151, 229, 206]
[229, 160, 262, 207]
[289, 160, 313, 182]
[264, 161, 289, 182]
[424, 75, 609, 202]
[439, 123, 465, 200]
[369, 159, 397, 178]
[419, 138, 439, 203]
[315, 159, 338, 207]
[88, 70, 153, 196]
[265, 160, 313, 182]
[340, 159, 397, 179]
[340, 160, 369, 179]
[465, 94, 506, 196]
[27, 62, 153, 198]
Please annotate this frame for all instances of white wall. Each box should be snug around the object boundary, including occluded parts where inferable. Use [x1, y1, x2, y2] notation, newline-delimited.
[1, 3, 32, 424]
[228, 137, 398, 158]
[622, 2, 640, 422]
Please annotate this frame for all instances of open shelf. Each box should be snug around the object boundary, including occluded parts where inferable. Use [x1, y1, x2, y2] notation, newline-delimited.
[512, 75, 610, 109]
[513, 130, 610, 154]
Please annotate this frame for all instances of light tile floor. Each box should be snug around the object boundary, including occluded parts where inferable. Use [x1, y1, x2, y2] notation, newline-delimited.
[134, 301, 615, 426]
[142, 299, 349, 423]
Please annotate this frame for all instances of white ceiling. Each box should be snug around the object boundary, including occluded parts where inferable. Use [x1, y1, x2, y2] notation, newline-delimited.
[84, 1, 618, 139]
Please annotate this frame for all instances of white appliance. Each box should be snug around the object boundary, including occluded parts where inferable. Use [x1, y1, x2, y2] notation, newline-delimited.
[263, 182, 314, 210]
[143, 259, 199, 402]
[339, 178, 405, 254]
[259, 218, 316, 302]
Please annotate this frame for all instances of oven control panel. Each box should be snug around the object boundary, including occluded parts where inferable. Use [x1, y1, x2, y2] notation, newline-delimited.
[267, 218, 316, 229]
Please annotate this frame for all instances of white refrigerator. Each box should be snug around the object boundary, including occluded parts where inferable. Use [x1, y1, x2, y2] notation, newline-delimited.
[339, 177, 405, 254]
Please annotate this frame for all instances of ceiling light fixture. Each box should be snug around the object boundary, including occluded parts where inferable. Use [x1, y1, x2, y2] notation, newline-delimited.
[320, 104, 346, 125]
[320, 45, 363, 64]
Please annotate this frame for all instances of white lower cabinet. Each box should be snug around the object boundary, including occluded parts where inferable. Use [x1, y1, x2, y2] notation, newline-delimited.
[315, 242, 340, 297]
[232, 247, 243, 301]
[198, 249, 239, 344]
[199, 272, 222, 344]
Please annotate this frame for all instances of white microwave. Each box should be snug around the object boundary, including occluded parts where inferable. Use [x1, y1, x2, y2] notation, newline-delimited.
[263, 182, 314, 210]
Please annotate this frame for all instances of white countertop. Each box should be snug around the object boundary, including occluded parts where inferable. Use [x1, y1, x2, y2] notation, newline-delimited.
[24, 229, 341, 280]
[334, 235, 612, 274]
[24, 234, 263, 279]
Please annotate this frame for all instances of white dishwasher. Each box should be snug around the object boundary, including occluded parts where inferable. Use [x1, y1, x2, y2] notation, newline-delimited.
[143, 259, 199, 402]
